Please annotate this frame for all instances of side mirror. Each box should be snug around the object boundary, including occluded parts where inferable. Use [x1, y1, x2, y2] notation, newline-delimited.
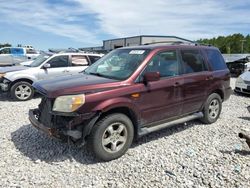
[43, 63, 51, 69]
[143, 72, 160, 84]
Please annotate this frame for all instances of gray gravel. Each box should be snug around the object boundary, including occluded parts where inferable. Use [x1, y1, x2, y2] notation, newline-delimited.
[0, 78, 249, 188]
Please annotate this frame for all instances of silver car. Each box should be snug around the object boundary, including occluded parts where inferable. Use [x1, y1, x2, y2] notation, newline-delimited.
[0, 52, 103, 101]
[235, 71, 250, 95]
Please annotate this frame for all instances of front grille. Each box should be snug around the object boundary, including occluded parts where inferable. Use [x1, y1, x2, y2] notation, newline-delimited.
[242, 89, 250, 93]
[38, 97, 53, 127]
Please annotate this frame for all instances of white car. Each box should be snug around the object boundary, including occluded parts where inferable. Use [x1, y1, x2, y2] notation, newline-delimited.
[235, 71, 250, 94]
[0, 52, 103, 100]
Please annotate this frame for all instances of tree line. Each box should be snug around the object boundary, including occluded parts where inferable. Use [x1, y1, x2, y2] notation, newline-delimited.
[0, 43, 11, 48]
[197, 33, 250, 54]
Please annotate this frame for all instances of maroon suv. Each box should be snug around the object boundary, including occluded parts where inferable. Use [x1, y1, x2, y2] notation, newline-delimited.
[29, 45, 231, 161]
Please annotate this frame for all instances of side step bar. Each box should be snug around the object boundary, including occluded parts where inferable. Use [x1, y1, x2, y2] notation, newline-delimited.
[138, 112, 203, 136]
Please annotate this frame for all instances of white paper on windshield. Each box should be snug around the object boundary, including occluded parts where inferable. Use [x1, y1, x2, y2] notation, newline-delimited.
[129, 50, 145, 55]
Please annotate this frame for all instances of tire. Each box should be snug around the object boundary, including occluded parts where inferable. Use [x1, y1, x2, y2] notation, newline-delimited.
[88, 113, 134, 161]
[10, 81, 34, 101]
[200, 93, 222, 124]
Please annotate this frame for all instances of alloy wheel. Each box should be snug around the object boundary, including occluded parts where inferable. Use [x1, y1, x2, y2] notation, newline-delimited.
[15, 84, 32, 100]
[102, 122, 128, 153]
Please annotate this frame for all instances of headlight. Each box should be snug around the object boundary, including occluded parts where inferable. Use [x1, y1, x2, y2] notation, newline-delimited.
[52, 94, 85, 112]
[0, 73, 5, 78]
[236, 77, 243, 84]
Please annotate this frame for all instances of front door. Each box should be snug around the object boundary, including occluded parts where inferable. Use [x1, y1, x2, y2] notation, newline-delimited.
[0, 48, 12, 65]
[38, 55, 70, 80]
[134, 50, 183, 125]
[179, 49, 211, 115]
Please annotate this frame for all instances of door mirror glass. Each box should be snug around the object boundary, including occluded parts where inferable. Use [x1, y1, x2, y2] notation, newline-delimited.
[144, 72, 160, 83]
[43, 63, 51, 69]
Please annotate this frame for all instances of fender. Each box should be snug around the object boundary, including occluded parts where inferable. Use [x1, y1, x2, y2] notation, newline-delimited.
[5, 71, 37, 83]
[92, 97, 141, 120]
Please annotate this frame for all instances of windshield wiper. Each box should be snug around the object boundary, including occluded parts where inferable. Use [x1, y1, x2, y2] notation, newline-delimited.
[87, 72, 103, 77]
[86, 72, 120, 80]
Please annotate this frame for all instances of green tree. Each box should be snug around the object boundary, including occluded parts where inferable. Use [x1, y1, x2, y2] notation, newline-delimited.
[197, 33, 249, 53]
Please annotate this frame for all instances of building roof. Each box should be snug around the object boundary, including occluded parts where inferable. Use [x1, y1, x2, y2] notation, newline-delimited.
[103, 35, 195, 43]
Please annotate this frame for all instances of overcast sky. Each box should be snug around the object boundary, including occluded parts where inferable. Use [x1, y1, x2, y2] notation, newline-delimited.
[0, 0, 249, 50]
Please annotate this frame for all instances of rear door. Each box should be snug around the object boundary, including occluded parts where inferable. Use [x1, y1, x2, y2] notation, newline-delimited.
[68, 55, 90, 74]
[179, 49, 212, 115]
[134, 50, 183, 125]
[38, 55, 70, 80]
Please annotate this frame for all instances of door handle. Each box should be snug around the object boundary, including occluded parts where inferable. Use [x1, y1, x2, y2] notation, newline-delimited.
[63, 70, 69, 73]
[173, 82, 180, 87]
[206, 76, 213, 80]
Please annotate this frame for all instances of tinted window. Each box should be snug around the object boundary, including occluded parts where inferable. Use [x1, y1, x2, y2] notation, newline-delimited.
[144, 51, 179, 78]
[71, 55, 89, 66]
[205, 49, 227, 70]
[47, 55, 69, 68]
[0, 48, 11, 54]
[11, 48, 24, 55]
[89, 55, 101, 64]
[180, 50, 207, 74]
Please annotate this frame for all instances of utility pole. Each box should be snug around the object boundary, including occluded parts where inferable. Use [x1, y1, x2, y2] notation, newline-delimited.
[240, 39, 246, 53]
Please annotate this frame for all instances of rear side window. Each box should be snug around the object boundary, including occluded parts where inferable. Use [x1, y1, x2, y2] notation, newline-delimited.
[47, 55, 69, 68]
[205, 49, 227, 70]
[11, 48, 24, 55]
[180, 50, 207, 74]
[89, 55, 101, 64]
[71, 55, 89, 66]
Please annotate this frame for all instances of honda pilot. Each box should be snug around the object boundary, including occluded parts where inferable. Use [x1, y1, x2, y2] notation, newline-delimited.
[29, 44, 232, 161]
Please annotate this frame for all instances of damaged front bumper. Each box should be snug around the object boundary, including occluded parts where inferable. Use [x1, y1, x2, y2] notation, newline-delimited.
[29, 108, 99, 143]
[0, 78, 10, 92]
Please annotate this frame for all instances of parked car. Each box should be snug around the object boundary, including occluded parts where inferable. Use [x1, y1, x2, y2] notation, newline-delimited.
[0, 47, 40, 66]
[225, 56, 250, 77]
[0, 52, 103, 100]
[29, 45, 231, 161]
[20, 52, 54, 66]
[235, 71, 250, 94]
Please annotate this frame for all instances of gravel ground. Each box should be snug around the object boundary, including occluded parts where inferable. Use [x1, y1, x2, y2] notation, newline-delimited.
[0, 78, 249, 188]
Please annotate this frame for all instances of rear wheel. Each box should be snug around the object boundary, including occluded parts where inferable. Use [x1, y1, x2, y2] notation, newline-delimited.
[10, 81, 34, 101]
[88, 113, 134, 161]
[200, 93, 222, 124]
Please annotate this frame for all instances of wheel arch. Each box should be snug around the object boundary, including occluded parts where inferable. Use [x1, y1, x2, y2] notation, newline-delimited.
[210, 89, 224, 101]
[10, 78, 34, 88]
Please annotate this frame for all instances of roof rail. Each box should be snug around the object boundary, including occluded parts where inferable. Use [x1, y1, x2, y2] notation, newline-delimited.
[143, 40, 199, 46]
[143, 41, 216, 48]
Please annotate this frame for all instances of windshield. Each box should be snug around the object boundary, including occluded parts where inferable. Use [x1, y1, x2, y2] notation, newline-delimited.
[84, 48, 150, 80]
[29, 54, 51, 67]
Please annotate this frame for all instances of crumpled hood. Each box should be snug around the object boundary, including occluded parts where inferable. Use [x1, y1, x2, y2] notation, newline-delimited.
[33, 73, 122, 98]
[0, 65, 29, 73]
[240, 71, 250, 81]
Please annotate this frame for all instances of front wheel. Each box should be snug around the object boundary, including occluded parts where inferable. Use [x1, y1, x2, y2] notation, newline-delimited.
[10, 81, 34, 101]
[200, 93, 222, 124]
[88, 113, 134, 161]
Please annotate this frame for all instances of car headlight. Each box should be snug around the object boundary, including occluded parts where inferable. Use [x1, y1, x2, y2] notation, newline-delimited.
[52, 94, 85, 112]
[0, 73, 5, 78]
[236, 77, 243, 84]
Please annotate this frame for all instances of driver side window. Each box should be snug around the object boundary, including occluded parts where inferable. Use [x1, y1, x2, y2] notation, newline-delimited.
[143, 50, 179, 78]
[47, 55, 69, 68]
